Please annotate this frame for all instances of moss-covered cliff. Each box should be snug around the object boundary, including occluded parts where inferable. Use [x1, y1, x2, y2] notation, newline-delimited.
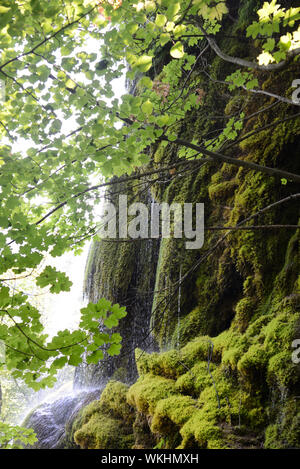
[74, 178, 160, 388]
[71, 0, 300, 450]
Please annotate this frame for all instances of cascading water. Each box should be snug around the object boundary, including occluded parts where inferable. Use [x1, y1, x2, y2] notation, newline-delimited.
[22, 248, 95, 449]
[23, 385, 101, 449]
[74, 186, 160, 389]
[23, 186, 161, 448]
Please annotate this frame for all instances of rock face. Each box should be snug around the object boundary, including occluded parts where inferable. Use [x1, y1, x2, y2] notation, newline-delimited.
[74, 183, 160, 389]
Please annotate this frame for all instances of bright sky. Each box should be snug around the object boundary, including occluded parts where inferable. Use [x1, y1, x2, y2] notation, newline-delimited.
[42, 246, 89, 335]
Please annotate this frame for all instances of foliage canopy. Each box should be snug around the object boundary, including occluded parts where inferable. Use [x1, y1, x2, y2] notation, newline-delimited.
[0, 0, 299, 392]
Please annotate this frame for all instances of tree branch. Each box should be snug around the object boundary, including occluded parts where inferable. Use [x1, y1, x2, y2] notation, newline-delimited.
[198, 24, 300, 72]
[34, 159, 210, 226]
[203, 69, 300, 107]
[224, 112, 300, 150]
[160, 136, 300, 183]
[1, 309, 88, 353]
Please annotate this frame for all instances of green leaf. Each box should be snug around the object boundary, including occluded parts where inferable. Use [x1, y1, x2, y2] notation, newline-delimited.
[50, 119, 62, 134]
[86, 350, 104, 364]
[138, 153, 150, 164]
[68, 354, 82, 367]
[155, 14, 167, 27]
[104, 315, 119, 328]
[170, 42, 184, 59]
[107, 343, 121, 356]
[36, 266, 72, 294]
[0, 6, 10, 14]
[159, 33, 171, 46]
[139, 76, 153, 89]
[141, 100, 153, 115]
[263, 38, 275, 52]
[52, 357, 68, 369]
[132, 55, 153, 72]
[258, 51, 275, 65]
[156, 114, 171, 127]
[246, 78, 259, 90]
[167, 2, 181, 21]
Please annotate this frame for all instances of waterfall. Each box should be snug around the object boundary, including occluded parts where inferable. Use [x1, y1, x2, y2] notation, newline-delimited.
[23, 385, 101, 449]
[22, 248, 92, 448]
[74, 185, 160, 390]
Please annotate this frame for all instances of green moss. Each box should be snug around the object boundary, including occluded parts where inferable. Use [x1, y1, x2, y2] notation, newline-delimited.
[267, 351, 298, 388]
[132, 412, 156, 449]
[180, 410, 224, 449]
[129, 209, 299, 448]
[263, 313, 298, 356]
[72, 380, 135, 449]
[265, 398, 300, 449]
[150, 146, 215, 348]
[175, 361, 216, 396]
[180, 336, 212, 364]
[151, 395, 196, 448]
[208, 180, 238, 203]
[234, 297, 256, 332]
[129, 285, 299, 448]
[171, 306, 208, 348]
[135, 336, 213, 380]
[127, 374, 177, 415]
[99, 380, 134, 422]
[74, 413, 133, 449]
[135, 348, 185, 379]
[237, 344, 268, 388]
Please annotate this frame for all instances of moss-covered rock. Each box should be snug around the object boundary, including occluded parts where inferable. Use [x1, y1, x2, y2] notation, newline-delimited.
[72, 381, 135, 449]
[127, 374, 177, 416]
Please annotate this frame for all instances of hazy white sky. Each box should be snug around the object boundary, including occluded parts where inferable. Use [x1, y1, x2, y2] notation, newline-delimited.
[43, 246, 89, 335]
